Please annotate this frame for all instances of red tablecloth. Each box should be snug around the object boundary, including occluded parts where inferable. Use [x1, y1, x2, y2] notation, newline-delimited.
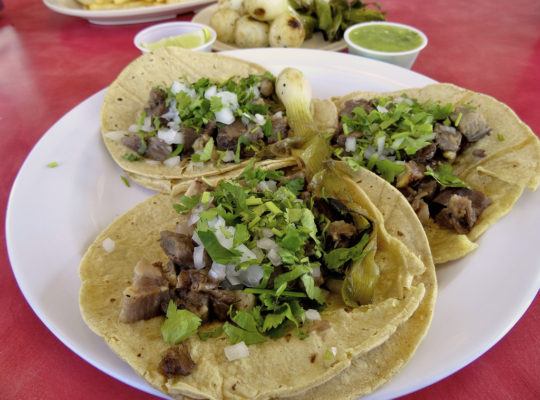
[1, 0, 538, 399]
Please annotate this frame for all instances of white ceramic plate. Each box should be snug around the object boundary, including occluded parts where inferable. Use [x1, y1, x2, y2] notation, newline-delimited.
[193, 4, 346, 52]
[43, 0, 215, 25]
[6, 49, 540, 399]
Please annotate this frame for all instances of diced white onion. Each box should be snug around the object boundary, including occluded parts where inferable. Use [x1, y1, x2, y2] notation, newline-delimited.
[208, 216, 226, 229]
[305, 309, 321, 321]
[222, 150, 235, 163]
[261, 228, 274, 238]
[204, 85, 217, 99]
[104, 131, 125, 142]
[193, 246, 206, 270]
[250, 85, 260, 99]
[237, 244, 257, 263]
[216, 91, 239, 110]
[192, 231, 202, 246]
[267, 248, 282, 267]
[215, 107, 235, 125]
[128, 124, 138, 133]
[254, 113, 266, 126]
[215, 227, 234, 249]
[376, 136, 386, 155]
[224, 341, 249, 361]
[364, 145, 375, 160]
[145, 159, 161, 166]
[256, 237, 277, 251]
[188, 205, 204, 226]
[141, 116, 153, 132]
[273, 111, 283, 119]
[102, 238, 115, 253]
[311, 265, 321, 279]
[171, 81, 196, 98]
[163, 156, 180, 168]
[376, 105, 388, 113]
[240, 265, 264, 287]
[158, 128, 182, 145]
[345, 137, 357, 153]
[257, 180, 277, 192]
[330, 347, 337, 357]
[226, 265, 242, 285]
[209, 262, 228, 281]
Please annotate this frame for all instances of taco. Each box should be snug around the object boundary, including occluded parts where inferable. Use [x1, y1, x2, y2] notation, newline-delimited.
[293, 80, 539, 264]
[101, 48, 303, 194]
[79, 164, 435, 399]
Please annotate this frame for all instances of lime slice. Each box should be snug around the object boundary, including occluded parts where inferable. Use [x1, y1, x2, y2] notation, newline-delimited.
[144, 28, 211, 51]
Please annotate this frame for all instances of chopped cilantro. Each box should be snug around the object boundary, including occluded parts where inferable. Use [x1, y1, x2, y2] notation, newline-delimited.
[46, 161, 59, 168]
[167, 144, 184, 159]
[173, 195, 201, 213]
[497, 133, 505, 142]
[324, 233, 371, 270]
[120, 176, 130, 187]
[122, 153, 141, 162]
[284, 178, 305, 196]
[192, 138, 214, 163]
[425, 164, 469, 188]
[197, 230, 241, 264]
[161, 301, 201, 345]
[223, 310, 266, 345]
[198, 325, 224, 341]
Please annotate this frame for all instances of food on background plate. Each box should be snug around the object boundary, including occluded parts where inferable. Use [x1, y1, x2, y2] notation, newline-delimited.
[79, 163, 436, 399]
[209, 0, 385, 48]
[101, 48, 311, 194]
[77, 0, 187, 11]
[276, 70, 538, 264]
[348, 23, 424, 52]
[141, 28, 213, 51]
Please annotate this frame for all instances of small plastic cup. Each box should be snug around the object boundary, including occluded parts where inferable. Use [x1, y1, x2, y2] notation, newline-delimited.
[134, 22, 216, 54]
[344, 22, 428, 69]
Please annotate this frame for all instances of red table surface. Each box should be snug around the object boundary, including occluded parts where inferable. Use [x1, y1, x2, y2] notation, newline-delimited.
[1, 0, 539, 399]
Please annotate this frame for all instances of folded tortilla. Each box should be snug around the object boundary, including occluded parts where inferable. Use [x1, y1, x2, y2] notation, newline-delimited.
[101, 48, 298, 193]
[79, 165, 436, 399]
[332, 83, 540, 264]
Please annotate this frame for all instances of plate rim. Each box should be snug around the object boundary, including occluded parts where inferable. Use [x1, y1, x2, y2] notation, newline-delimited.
[5, 48, 539, 399]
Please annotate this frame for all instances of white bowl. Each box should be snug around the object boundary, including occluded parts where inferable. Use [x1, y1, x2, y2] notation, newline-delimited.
[134, 22, 216, 53]
[344, 21, 428, 69]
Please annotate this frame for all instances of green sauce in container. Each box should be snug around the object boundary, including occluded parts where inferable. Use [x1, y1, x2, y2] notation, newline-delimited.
[349, 24, 423, 52]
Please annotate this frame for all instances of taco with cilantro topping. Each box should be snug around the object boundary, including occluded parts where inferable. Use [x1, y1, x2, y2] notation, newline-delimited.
[101, 48, 303, 194]
[79, 163, 436, 399]
[328, 84, 540, 263]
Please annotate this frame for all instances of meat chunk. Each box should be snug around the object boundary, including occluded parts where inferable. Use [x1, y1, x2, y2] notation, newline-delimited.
[268, 113, 289, 144]
[216, 120, 246, 150]
[160, 231, 194, 268]
[396, 161, 425, 189]
[327, 220, 358, 247]
[435, 123, 462, 152]
[145, 88, 168, 118]
[184, 178, 210, 197]
[414, 143, 437, 163]
[453, 107, 491, 142]
[209, 290, 238, 321]
[433, 188, 492, 234]
[181, 127, 198, 152]
[339, 99, 374, 119]
[121, 134, 143, 154]
[145, 137, 172, 161]
[416, 179, 438, 199]
[174, 289, 210, 320]
[260, 78, 274, 97]
[119, 259, 169, 323]
[176, 270, 218, 292]
[411, 198, 430, 224]
[159, 344, 196, 378]
[192, 133, 211, 152]
[157, 261, 177, 287]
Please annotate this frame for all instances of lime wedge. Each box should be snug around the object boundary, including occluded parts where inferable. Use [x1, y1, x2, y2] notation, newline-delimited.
[144, 28, 211, 51]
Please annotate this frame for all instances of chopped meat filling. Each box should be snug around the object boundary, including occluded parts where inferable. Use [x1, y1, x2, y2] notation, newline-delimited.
[159, 344, 195, 378]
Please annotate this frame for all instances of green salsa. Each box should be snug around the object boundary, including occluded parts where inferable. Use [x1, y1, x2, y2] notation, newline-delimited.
[349, 24, 423, 52]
